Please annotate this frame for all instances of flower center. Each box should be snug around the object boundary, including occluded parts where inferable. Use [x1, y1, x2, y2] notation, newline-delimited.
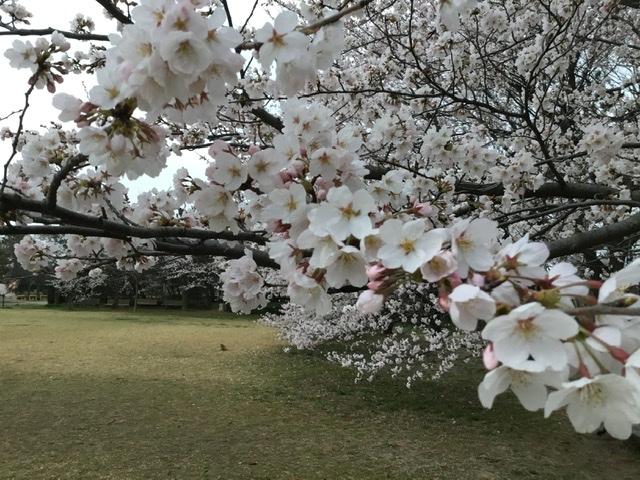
[400, 238, 416, 254]
[457, 233, 474, 251]
[580, 383, 605, 406]
[516, 319, 538, 339]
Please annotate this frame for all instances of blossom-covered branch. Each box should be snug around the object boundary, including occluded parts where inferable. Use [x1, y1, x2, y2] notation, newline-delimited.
[2, 0, 640, 439]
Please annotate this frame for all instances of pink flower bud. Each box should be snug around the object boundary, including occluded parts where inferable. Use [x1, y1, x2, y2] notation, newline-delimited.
[284, 167, 298, 179]
[278, 171, 292, 184]
[482, 343, 499, 370]
[578, 362, 592, 379]
[356, 290, 384, 314]
[366, 264, 386, 281]
[291, 160, 306, 176]
[367, 280, 384, 291]
[79, 102, 97, 114]
[438, 288, 450, 311]
[273, 221, 289, 233]
[448, 273, 462, 289]
[608, 346, 630, 363]
[412, 201, 433, 217]
[248, 145, 261, 155]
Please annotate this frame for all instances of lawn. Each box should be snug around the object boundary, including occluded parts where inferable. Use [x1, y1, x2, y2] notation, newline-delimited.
[0, 306, 639, 479]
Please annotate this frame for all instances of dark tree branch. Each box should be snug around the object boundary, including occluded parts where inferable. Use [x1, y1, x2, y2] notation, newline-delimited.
[47, 155, 88, 208]
[548, 212, 640, 259]
[94, 0, 133, 25]
[251, 107, 284, 132]
[151, 240, 279, 269]
[0, 192, 269, 245]
[0, 27, 110, 41]
[456, 181, 640, 201]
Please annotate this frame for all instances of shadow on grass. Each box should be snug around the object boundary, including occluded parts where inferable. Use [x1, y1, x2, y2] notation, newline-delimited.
[4, 356, 640, 480]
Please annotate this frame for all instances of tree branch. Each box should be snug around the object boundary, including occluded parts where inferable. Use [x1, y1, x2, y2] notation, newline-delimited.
[547, 211, 640, 259]
[0, 28, 109, 42]
[94, 0, 132, 25]
[47, 155, 88, 208]
[456, 181, 640, 201]
[0, 192, 270, 245]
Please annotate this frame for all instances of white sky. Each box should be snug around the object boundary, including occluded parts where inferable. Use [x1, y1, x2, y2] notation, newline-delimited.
[0, 0, 273, 200]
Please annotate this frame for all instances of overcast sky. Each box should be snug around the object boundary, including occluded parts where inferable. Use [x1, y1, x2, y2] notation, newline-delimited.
[0, 0, 273, 200]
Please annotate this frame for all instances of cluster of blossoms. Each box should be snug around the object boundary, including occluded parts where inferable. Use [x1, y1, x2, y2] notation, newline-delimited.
[0, 1, 32, 24]
[5, 0, 640, 440]
[14, 234, 157, 279]
[239, 126, 640, 438]
[579, 123, 625, 166]
[200, 96, 640, 438]
[220, 253, 268, 314]
[5, 31, 70, 92]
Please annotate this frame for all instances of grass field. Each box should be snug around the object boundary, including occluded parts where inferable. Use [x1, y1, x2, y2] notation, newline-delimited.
[1, 306, 640, 479]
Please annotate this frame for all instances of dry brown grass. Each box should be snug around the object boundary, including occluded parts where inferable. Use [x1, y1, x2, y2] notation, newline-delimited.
[1, 306, 639, 479]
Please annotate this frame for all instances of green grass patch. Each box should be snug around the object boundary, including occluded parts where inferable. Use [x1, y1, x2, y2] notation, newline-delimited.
[0, 307, 639, 479]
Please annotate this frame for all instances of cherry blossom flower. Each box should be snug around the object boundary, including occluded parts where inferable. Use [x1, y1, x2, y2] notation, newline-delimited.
[497, 234, 548, 280]
[420, 250, 457, 282]
[599, 258, 640, 304]
[247, 149, 287, 191]
[52, 93, 84, 122]
[158, 31, 212, 76]
[448, 284, 496, 331]
[479, 366, 564, 411]
[482, 303, 578, 372]
[55, 259, 84, 280]
[221, 254, 268, 314]
[264, 183, 308, 225]
[378, 219, 446, 273]
[324, 246, 368, 288]
[287, 272, 332, 315]
[255, 11, 308, 70]
[4, 39, 37, 70]
[308, 186, 376, 241]
[192, 184, 237, 224]
[206, 150, 247, 191]
[451, 218, 499, 277]
[545, 375, 640, 439]
[89, 62, 133, 109]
